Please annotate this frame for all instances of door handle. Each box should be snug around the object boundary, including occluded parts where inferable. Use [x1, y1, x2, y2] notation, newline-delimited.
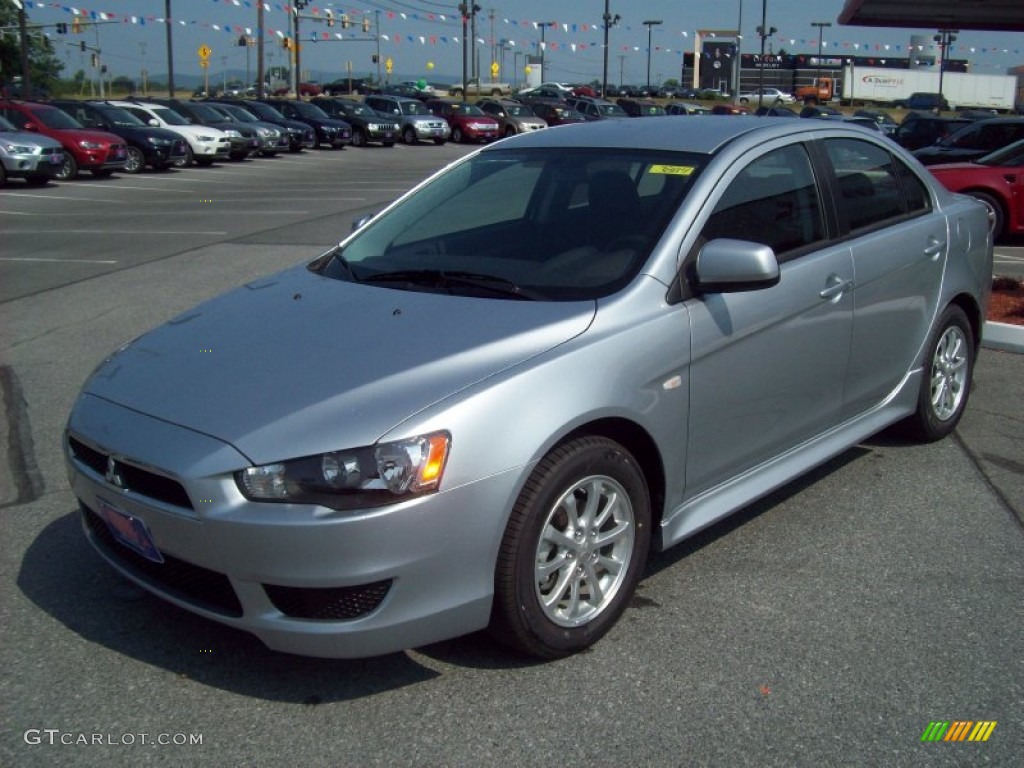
[819, 275, 853, 300]
[923, 237, 946, 260]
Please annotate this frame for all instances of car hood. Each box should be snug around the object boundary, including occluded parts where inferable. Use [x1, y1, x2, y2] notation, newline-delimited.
[51, 127, 123, 144]
[83, 265, 595, 465]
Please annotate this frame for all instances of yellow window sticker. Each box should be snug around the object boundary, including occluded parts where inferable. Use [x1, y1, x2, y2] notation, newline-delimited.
[649, 164, 694, 176]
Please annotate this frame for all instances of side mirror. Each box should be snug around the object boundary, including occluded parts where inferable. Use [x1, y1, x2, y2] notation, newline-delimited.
[23, 121, 39, 132]
[147, 118, 159, 127]
[352, 213, 376, 232]
[693, 238, 780, 293]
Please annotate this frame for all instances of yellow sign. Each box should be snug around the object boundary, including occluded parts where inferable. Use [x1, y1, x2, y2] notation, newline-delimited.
[385, 57, 393, 75]
[198, 45, 212, 60]
[199, 60, 209, 69]
[491, 61, 499, 77]
[650, 165, 695, 176]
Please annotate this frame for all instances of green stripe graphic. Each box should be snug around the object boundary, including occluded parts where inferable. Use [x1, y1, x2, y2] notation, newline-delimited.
[921, 721, 950, 742]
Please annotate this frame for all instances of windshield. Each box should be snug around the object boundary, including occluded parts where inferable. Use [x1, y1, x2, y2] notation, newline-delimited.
[399, 100, 429, 115]
[453, 104, 485, 116]
[246, 101, 284, 119]
[290, 101, 330, 119]
[598, 104, 628, 116]
[185, 103, 228, 122]
[345, 103, 374, 117]
[314, 147, 705, 301]
[151, 107, 189, 126]
[97, 106, 147, 127]
[976, 138, 1024, 167]
[0, 115, 17, 131]
[36, 108, 83, 129]
[216, 104, 257, 122]
[505, 105, 532, 117]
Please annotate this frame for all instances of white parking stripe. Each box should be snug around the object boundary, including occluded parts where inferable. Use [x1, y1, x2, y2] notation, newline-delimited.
[0, 257, 118, 264]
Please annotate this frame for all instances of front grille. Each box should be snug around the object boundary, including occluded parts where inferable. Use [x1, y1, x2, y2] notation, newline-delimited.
[263, 581, 391, 620]
[83, 503, 243, 617]
[68, 434, 193, 510]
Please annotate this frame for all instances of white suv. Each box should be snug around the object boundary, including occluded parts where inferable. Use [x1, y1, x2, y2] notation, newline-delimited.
[110, 100, 231, 166]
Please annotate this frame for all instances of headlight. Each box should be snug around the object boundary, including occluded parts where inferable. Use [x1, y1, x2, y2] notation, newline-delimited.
[147, 136, 171, 146]
[1, 142, 36, 153]
[236, 431, 450, 510]
[222, 128, 242, 138]
[196, 134, 217, 142]
[78, 140, 104, 149]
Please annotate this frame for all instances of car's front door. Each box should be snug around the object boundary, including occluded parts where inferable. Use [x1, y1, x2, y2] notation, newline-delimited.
[684, 142, 854, 498]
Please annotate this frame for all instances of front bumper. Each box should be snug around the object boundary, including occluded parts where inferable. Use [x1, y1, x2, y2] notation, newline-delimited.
[413, 121, 451, 141]
[75, 143, 128, 171]
[0, 145, 64, 178]
[65, 395, 515, 658]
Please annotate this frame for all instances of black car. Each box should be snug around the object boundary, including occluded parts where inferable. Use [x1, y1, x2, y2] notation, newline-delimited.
[564, 96, 629, 121]
[892, 114, 972, 151]
[321, 78, 370, 97]
[799, 104, 843, 119]
[234, 100, 316, 152]
[853, 109, 898, 135]
[894, 92, 950, 112]
[149, 98, 259, 160]
[258, 99, 352, 149]
[48, 99, 187, 173]
[309, 97, 397, 147]
[912, 117, 1024, 166]
[202, 100, 289, 156]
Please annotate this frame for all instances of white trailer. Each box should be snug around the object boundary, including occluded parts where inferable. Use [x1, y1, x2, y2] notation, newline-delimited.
[841, 65, 1017, 111]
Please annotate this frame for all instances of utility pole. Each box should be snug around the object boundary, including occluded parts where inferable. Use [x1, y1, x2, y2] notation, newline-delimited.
[293, 0, 308, 96]
[934, 28, 958, 111]
[165, 0, 175, 96]
[538, 21, 555, 82]
[756, 0, 776, 110]
[602, 1, 621, 98]
[811, 21, 831, 98]
[256, 2, 265, 97]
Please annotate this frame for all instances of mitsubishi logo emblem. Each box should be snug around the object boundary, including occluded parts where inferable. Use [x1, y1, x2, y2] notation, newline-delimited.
[105, 455, 124, 488]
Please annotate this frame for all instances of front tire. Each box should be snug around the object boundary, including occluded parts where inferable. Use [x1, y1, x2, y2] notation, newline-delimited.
[351, 128, 367, 147]
[123, 146, 145, 174]
[490, 436, 651, 659]
[452, 126, 464, 143]
[402, 126, 418, 145]
[901, 305, 974, 442]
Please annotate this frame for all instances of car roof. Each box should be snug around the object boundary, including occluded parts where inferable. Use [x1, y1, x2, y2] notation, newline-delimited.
[490, 115, 867, 155]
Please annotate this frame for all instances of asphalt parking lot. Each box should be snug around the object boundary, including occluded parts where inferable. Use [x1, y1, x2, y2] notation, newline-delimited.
[1, 143, 1021, 767]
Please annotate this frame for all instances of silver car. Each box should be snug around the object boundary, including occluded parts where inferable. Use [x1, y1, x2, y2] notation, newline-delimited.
[65, 118, 992, 660]
[363, 94, 450, 145]
[0, 115, 65, 185]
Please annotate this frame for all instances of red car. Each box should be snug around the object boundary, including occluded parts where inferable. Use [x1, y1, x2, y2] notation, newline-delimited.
[423, 99, 499, 143]
[928, 138, 1024, 240]
[0, 100, 127, 179]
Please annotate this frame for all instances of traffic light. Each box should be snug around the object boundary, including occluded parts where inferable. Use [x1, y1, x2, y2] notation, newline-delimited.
[237, 35, 247, 47]
[282, 36, 292, 50]
[362, 17, 370, 33]
[325, 10, 334, 27]
[372, 54, 379, 64]
[340, 14, 350, 29]
[80, 41, 86, 52]
[56, 22, 68, 34]
[71, 17, 82, 34]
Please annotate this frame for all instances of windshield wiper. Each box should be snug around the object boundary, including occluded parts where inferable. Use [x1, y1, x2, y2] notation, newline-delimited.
[362, 269, 539, 300]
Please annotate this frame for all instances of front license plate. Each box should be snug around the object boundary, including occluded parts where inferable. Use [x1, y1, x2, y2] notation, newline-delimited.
[383, 131, 394, 139]
[114, 147, 127, 159]
[96, 497, 164, 563]
[49, 152, 64, 165]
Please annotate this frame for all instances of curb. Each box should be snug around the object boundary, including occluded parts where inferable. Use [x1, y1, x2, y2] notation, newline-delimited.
[982, 321, 1024, 354]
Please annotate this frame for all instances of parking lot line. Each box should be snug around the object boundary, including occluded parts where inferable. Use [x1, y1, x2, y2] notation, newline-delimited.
[0, 257, 118, 264]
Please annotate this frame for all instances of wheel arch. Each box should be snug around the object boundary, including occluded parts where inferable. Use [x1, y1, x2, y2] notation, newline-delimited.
[947, 291, 984, 358]
[556, 417, 667, 535]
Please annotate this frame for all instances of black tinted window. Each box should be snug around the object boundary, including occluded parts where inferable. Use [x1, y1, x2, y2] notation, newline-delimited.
[702, 144, 824, 257]
[825, 138, 907, 231]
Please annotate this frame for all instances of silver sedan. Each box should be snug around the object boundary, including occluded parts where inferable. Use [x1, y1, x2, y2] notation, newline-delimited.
[65, 117, 993, 659]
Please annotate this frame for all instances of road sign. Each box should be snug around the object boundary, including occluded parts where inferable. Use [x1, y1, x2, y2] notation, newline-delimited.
[198, 45, 212, 60]
[491, 61, 499, 78]
[386, 57, 393, 75]
[200, 60, 209, 69]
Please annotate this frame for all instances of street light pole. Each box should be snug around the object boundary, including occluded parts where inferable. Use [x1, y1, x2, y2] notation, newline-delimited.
[165, 0, 175, 96]
[602, 1, 621, 99]
[643, 20, 662, 93]
[756, 0, 776, 110]
[538, 22, 555, 82]
[934, 28, 958, 112]
[811, 21, 831, 100]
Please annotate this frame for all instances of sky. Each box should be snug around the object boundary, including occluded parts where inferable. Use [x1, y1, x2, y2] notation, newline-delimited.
[18, 0, 1024, 85]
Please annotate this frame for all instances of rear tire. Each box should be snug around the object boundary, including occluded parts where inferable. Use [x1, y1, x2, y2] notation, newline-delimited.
[489, 436, 651, 659]
[901, 305, 974, 442]
[967, 191, 1004, 241]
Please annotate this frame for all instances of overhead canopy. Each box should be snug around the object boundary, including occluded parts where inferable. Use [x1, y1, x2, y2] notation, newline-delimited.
[838, 0, 1024, 32]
